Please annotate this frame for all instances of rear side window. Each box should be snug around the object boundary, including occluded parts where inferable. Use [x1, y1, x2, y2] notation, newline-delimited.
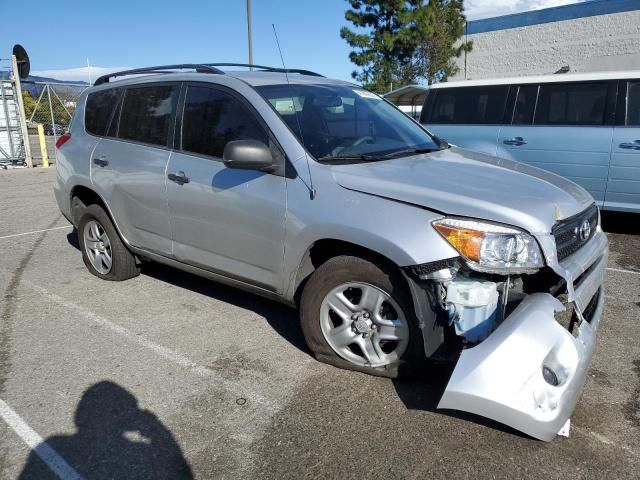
[535, 82, 608, 126]
[626, 81, 640, 126]
[426, 86, 509, 125]
[181, 86, 268, 158]
[118, 85, 179, 147]
[85, 89, 120, 136]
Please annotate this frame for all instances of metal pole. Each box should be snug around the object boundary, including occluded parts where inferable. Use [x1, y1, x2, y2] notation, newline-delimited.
[11, 55, 33, 167]
[246, 0, 253, 69]
[47, 85, 57, 160]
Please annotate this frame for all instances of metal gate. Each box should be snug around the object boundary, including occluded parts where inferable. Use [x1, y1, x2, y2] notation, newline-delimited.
[0, 79, 27, 167]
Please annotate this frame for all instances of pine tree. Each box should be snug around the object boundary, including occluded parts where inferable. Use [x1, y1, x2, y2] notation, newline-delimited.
[414, 0, 471, 84]
[340, 0, 422, 93]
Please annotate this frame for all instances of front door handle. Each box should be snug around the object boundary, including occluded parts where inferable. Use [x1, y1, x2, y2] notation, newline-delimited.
[620, 140, 640, 150]
[93, 157, 109, 167]
[503, 137, 527, 146]
[168, 171, 190, 184]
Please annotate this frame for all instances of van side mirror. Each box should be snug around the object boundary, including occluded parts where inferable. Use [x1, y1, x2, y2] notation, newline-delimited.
[223, 140, 273, 170]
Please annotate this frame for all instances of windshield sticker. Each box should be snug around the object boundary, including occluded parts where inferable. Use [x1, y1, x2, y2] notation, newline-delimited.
[273, 99, 296, 114]
[353, 89, 381, 100]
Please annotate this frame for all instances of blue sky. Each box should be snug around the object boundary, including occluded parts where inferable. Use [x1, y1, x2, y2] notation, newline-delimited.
[0, 0, 585, 83]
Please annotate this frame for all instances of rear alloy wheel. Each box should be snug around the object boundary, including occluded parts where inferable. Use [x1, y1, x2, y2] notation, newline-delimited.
[78, 204, 140, 281]
[300, 255, 421, 378]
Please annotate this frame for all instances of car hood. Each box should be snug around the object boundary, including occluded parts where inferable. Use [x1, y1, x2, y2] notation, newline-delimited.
[331, 147, 594, 234]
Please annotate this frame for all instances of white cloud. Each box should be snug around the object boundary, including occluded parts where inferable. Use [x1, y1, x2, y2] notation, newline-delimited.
[30, 66, 130, 84]
[465, 0, 587, 21]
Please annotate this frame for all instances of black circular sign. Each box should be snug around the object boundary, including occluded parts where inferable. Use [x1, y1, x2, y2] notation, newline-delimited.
[12, 44, 30, 79]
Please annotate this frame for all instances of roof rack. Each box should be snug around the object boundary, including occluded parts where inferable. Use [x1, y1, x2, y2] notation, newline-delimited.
[205, 63, 325, 77]
[94, 64, 225, 86]
[93, 62, 325, 86]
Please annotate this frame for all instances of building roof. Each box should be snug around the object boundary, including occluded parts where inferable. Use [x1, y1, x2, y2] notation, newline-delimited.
[383, 85, 429, 106]
[467, 0, 640, 35]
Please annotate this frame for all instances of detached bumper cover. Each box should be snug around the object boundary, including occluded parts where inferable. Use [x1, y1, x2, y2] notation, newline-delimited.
[437, 231, 608, 441]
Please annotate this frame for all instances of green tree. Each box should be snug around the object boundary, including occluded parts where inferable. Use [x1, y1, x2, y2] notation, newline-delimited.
[340, 0, 422, 94]
[414, 0, 471, 85]
[22, 91, 37, 120]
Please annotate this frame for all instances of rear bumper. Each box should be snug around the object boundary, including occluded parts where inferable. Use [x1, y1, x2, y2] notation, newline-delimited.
[437, 231, 608, 441]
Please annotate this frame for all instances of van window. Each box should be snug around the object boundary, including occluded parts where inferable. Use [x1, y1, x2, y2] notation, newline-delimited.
[626, 81, 640, 126]
[85, 89, 120, 136]
[535, 82, 608, 126]
[118, 85, 179, 147]
[512, 85, 538, 125]
[181, 86, 268, 159]
[428, 86, 509, 125]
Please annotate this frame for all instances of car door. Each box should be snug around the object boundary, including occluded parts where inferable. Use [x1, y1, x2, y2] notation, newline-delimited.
[607, 80, 640, 212]
[421, 85, 508, 156]
[166, 83, 287, 293]
[91, 83, 179, 255]
[497, 81, 615, 206]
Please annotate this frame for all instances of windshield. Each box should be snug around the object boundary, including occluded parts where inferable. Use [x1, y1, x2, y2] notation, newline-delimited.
[255, 84, 443, 162]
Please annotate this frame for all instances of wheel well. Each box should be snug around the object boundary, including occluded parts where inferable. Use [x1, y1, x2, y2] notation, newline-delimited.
[70, 186, 107, 225]
[294, 239, 407, 305]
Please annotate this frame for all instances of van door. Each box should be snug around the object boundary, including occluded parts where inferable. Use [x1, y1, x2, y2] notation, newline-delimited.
[91, 83, 179, 255]
[497, 81, 615, 206]
[166, 84, 286, 293]
[421, 86, 508, 156]
[607, 80, 640, 212]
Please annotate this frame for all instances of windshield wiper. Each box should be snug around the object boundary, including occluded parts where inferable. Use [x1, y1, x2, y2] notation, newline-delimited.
[374, 147, 435, 160]
[317, 154, 376, 163]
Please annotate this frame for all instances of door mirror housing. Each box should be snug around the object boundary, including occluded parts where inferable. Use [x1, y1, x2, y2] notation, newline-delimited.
[223, 140, 273, 170]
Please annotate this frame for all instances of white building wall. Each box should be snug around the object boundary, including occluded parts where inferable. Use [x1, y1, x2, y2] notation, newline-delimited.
[452, 10, 640, 81]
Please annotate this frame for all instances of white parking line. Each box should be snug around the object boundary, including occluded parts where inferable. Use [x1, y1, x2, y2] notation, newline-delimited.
[0, 399, 84, 480]
[0, 225, 72, 241]
[607, 267, 640, 276]
[21, 279, 281, 412]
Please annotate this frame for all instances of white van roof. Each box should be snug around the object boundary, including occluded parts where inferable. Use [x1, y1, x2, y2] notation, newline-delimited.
[430, 71, 640, 89]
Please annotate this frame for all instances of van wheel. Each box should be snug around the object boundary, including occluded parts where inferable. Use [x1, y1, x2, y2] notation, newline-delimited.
[77, 204, 140, 281]
[300, 255, 423, 378]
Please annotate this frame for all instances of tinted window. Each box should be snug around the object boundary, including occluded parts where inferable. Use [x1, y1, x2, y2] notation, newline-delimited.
[626, 81, 640, 126]
[512, 85, 538, 125]
[427, 86, 509, 125]
[85, 89, 120, 136]
[118, 85, 178, 146]
[181, 86, 268, 158]
[535, 82, 608, 125]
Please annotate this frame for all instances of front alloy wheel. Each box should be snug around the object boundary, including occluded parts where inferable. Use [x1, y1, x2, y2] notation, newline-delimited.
[320, 282, 409, 367]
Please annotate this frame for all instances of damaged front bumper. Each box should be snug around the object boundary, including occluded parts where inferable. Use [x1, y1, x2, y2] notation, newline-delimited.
[435, 229, 608, 441]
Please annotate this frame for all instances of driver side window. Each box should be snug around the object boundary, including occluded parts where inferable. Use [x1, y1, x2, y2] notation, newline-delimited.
[181, 86, 269, 159]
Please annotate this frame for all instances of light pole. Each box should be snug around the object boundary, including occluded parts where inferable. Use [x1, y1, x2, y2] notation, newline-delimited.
[246, 0, 253, 69]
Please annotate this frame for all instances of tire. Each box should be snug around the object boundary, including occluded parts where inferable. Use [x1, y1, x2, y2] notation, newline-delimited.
[77, 204, 140, 281]
[300, 255, 424, 378]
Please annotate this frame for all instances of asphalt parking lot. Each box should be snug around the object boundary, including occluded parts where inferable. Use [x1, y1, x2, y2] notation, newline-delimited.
[0, 167, 639, 479]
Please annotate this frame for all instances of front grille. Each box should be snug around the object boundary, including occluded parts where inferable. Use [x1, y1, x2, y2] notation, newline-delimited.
[552, 204, 599, 262]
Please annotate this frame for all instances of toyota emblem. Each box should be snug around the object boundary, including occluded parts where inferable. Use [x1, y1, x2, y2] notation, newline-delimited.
[578, 219, 591, 242]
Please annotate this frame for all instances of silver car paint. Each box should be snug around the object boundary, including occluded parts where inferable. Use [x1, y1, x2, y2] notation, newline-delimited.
[55, 71, 608, 441]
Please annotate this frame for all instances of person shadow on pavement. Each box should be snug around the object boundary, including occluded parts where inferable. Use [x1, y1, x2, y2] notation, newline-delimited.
[18, 381, 193, 479]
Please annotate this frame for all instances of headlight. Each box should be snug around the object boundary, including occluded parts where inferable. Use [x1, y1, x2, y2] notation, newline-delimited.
[433, 218, 544, 273]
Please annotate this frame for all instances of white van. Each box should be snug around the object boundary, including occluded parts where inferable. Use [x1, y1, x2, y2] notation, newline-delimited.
[420, 71, 640, 212]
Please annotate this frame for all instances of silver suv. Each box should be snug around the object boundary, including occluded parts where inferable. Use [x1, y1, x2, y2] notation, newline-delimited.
[54, 64, 608, 441]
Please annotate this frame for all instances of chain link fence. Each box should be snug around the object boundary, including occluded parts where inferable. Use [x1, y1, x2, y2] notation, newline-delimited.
[24, 82, 87, 164]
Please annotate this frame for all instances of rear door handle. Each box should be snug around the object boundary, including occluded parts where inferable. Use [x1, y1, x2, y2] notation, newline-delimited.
[503, 137, 527, 146]
[619, 140, 640, 150]
[93, 157, 109, 167]
[168, 171, 190, 184]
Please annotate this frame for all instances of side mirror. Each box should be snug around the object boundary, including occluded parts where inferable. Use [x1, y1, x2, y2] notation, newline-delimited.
[223, 140, 273, 170]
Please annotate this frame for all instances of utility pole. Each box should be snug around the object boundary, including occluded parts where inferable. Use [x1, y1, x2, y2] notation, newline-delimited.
[246, 0, 253, 69]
